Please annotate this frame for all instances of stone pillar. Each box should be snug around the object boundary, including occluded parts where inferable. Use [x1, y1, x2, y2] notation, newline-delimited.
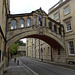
[25, 17, 27, 27]
[46, 18, 49, 28]
[31, 16, 33, 27]
[57, 25, 60, 34]
[36, 16, 38, 26]
[52, 23, 54, 31]
[16, 19, 19, 29]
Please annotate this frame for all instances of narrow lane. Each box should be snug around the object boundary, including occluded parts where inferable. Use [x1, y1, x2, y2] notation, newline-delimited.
[19, 57, 75, 75]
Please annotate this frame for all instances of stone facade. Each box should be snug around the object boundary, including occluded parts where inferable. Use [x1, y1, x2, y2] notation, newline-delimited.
[17, 46, 26, 56]
[0, 0, 10, 75]
[26, 38, 66, 63]
[48, 0, 75, 64]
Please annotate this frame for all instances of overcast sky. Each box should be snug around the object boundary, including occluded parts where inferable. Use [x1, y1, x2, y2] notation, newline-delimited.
[10, 0, 60, 14]
[10, 0, 60, 43]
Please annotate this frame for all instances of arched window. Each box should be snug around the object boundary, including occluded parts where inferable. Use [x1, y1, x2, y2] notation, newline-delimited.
[11, 20, 17, 29]
[54, 25, 57, 33]
[26, 18, 31, 27]
[49, 22, 52, 30]
[44, 19, 46, 27]
[59, 27, 61, 35]
[34, 17, 36, 25]
[38, 14, 42, 26]
[19, 19, 24, 28]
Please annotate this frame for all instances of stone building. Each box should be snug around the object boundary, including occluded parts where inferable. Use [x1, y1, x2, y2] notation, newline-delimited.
[26, 38, 51, 61]
[17, 46, 26, 56]
[0, 0, 10, 75]
[26, 0, 75, 64]
[48, 0, 75, 64]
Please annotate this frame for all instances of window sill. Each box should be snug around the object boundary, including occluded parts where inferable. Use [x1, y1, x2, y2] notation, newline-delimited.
[69, 54, 75, 56]
[66, 30, 72, 33]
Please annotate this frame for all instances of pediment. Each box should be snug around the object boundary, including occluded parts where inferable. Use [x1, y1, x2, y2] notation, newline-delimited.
[32, 8, 48, 17]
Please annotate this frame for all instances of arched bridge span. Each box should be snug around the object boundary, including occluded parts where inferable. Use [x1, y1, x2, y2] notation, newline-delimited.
[7, 8, 65, 50]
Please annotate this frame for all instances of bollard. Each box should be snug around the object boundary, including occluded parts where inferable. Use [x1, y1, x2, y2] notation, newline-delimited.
[17, 60, 19, 65]
[14, 58, 16, 63]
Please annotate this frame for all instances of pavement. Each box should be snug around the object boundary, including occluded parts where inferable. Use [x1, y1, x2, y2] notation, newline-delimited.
[3, 58, 34, 75]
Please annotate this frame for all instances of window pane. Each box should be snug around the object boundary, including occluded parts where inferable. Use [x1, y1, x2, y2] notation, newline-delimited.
[54, 13, 59, 20]
[26, 18, 31, 27]
[34, 17, 36, 25]
[44, 19, 46, 27]
[54, 25, 57, 33]
[11, 20, 17, 29]
[66, 21, 71, 31]
[68, 41, 74, 54]
[38, 14, 42, 26]
[59, 27, 61, 35]
[64, 6, 69, 15]
[19, 19, 24, 28]
[49, 22, 52, 30]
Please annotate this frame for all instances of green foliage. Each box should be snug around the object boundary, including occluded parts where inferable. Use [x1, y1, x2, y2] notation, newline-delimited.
[15, 40, 26, 46]
[10, 40, 26, 56]
[10, 43, 19, 55]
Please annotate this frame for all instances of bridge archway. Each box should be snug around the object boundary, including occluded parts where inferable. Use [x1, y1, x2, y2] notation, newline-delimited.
[6, 8, 65, 51]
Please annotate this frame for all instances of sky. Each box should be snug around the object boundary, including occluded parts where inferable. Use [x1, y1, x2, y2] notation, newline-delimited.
[10, 0, 60, 14]
[10, 0, 60, 43]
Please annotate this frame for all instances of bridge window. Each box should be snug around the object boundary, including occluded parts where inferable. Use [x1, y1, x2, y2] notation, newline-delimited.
[49, 22, 52, 30]
[38, 14, 42, 26]
[68, 41, 74, 55]
[26, 18, 31, 27]
[44, 19, 46, 27]
[11, 20, 17, 29]
[59, 27, 61, 35]
[54, 25, 57, 33]
[34, 17, 36, 25]
[19, 19, 24, 28]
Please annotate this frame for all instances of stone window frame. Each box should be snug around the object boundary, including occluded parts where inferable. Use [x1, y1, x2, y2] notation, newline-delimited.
[64, 5, 70, 16]
[66, 20, 71, 32]
[68, 40, 75, 55]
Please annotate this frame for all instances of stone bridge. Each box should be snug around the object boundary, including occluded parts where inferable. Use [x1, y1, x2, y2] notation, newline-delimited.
[6, 8, 65, 50]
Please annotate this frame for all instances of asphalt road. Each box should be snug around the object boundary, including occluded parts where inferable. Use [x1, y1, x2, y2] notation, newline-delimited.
[19, 57, 75, 75]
